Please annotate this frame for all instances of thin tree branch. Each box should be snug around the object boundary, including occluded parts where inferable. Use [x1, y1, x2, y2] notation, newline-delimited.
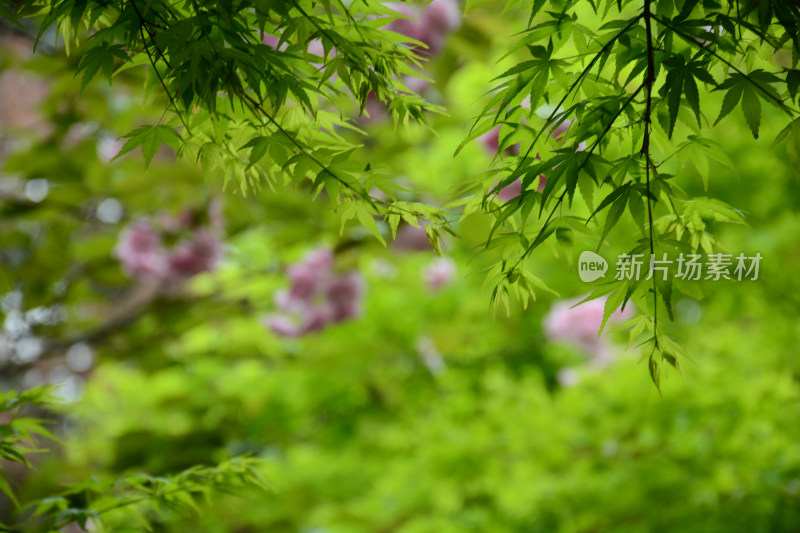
[642, 0, 659, 347]
[128, 0, 192, 132]
[655, 14, 798, 116]
[506, 83, 645, 280]
[487, 13, 644, 201]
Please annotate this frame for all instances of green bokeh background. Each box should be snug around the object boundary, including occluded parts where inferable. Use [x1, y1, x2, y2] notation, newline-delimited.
[2, 1, 800, 531]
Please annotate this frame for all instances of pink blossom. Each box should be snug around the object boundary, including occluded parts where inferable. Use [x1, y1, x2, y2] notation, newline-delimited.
[421, 0, 461, 53]
[208, 198, 226, 231]
[116, 206, 224, 286]
[385, 0, 461, 55]
[159, 209, 195, 233]
[543, 295, 634, 363]
[361, 91, 387, 121]
[496, 174, 547, 202]
[298, 247, 334, 272]
[424, 0, 462, 33]
[544, 296, 632, 343]
[303, 306, 335, 333]
[361, 75, 429, 122]
[97, 134, 124, 163]
[265, 247, 365, 337]
[423, 257, 456, 291]
[262, 314, 303, 338]
[262, 31, 334, 69]
[489, 120, 579, 202]
[550, 120, 587, 150]
[64, 123, 95, 147]
[480, 127, 500, 154]
[262, 32, 283, 50]
[402, 74, 430, 95]
[551, 119, 571, 141]
[273, 289, 297, 314]
[327, 272, 365, 321]
[305, 38, 337, 70]
[167, 229, 222, 278]
[497, 179, 522, 202]
[306, 39, 327, 58]
[393, 224, 433, 252]
[285, 248, 333, 301]
[115, 222, 168, 279]
[286, 265, 322, 303]
[385, 3, 427, 43]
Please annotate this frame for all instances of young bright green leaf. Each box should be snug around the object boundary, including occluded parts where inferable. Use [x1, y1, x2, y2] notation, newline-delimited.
[598, 189, 629, 250]
[114, 126, 181, 168]
[715, 85, 743, 126]
[741, 87, 762, 139]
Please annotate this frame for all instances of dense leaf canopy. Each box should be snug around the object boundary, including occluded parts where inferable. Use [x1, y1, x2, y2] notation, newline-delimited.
[1, 0, 800, 531]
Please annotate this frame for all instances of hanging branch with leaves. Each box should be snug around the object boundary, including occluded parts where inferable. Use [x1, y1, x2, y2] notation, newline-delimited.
[6, 0, 800, 386]
[9, 0, 455, 247]
[465, 0, 800, 388]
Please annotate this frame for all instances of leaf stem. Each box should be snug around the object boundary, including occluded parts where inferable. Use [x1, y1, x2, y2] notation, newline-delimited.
[511, 83, 645, 277]
[128, 0, 191, 132]
[486, 14, 643, 203]
[642, 0, 659, 347]
[655, 14, 798, 116]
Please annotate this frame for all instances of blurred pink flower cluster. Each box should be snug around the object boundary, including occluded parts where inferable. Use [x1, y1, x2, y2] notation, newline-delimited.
[423, 257, 456, 291]
[392, 223, 434, 252]
[115, 204, 224, 287]
[261, 33, 330, 68]
[262, 1, 461, 59]
[261, 32, 283, 50]
[481, 120, 586, 202]
[543, 296, 634, 382]
[360, 0, 461, 120]
[385, 0, 461, 56]
[264, 248, 365, 337]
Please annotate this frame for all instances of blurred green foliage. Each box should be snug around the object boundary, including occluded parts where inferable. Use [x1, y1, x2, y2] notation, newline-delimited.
[1, 0, 800, 532]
